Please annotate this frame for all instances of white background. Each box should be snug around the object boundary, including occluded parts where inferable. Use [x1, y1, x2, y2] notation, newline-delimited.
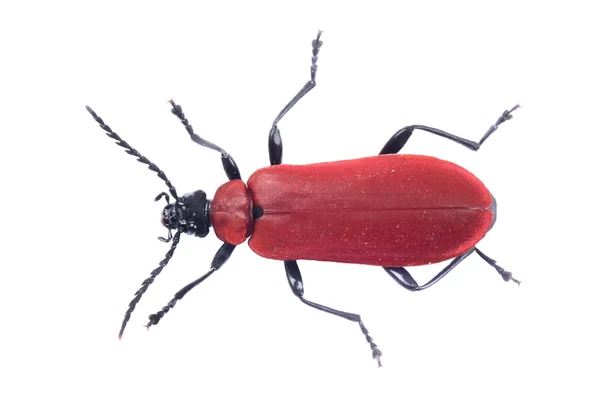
[1, 1, 598, 399]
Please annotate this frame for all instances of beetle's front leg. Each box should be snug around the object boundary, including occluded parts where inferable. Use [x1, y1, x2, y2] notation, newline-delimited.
[269, 31, 323, 166]
[169, 100, 242, 181]
[284, 260, 382, 366]
[379, 105, 519, 155]
[145, 243, 236, 329]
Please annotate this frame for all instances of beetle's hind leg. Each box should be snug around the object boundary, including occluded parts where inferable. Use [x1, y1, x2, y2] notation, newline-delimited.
[384, 251, 473, 291]
[474, 247, 521, 285]
[384, 248, 520, 290]
[379, 104, 519, 154]
[269, 31, 323, 166]
[284, 260, 383, 366]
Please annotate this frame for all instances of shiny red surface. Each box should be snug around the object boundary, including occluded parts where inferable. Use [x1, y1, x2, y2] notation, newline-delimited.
[210, 180, 252, 245]
[246, 154, 494, 267]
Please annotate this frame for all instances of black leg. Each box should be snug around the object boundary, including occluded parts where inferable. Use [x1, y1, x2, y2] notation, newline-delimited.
[379, 104, 520, 155]
[269, 31, 323, 166]
[384, 250, 474, 291]
[284, 260, 383, 366]
[384, 247, 520, 291]
[169, 100, 241, 181]
[474, 247, 521, 285]
[145, 243, 236, 329]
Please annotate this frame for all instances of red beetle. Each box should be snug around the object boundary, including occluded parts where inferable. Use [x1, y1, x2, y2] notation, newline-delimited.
[87, 31, 519, 366]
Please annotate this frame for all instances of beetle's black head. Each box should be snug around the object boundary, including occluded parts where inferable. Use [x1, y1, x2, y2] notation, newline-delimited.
[159, 190, 211, 238]
[87, 104, 222, 340]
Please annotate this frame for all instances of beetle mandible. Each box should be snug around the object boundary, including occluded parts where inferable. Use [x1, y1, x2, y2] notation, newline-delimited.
[87, 31, 520, 366]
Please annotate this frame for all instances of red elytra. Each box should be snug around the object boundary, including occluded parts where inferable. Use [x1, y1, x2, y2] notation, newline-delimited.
[210, 154, 494, 266]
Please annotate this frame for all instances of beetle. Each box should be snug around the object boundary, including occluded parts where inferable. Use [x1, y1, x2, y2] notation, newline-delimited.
[87, 31, 519, 366]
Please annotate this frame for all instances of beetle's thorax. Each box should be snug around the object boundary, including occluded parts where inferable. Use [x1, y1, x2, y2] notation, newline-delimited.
[162, 190, 211, 237]
[210, 180, 253, 245]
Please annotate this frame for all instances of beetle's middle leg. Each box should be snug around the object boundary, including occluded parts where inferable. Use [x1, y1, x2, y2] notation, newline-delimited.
[379, 104, 519, 154]
[284, 260, 383, 366]
[269, 31, 323, 166]
[384, 247, 520, 291]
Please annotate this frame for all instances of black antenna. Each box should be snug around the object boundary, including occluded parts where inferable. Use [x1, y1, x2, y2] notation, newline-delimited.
[85, 106, 179, 200]
[86, 105, 183, 339]
[118, 231, 182, 339]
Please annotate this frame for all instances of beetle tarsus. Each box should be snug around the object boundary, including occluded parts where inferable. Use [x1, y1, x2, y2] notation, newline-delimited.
[146, 296, 179, 329]
[284, 260, 383, 367]
[499, 269, 521, 286]
[143, 244, 235, 331]
[168, 100, 242, 181]
[269, 31, 324, 165]
[478, 103, 520, 145]
[146, 312, 164, 329]
[310, 30, 323, 82]
[358, 320, 383, 367]
[474, 247, 520, 286]
[363, 327, 382, 367]
[380, 103, 519, 154]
